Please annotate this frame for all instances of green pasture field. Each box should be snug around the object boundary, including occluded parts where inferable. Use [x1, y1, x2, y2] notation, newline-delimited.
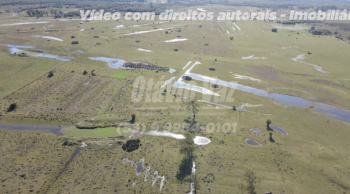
[0, 3, 350, 194]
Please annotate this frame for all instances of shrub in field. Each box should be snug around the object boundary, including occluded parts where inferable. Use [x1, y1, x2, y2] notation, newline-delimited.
[7, 103, 17, 112]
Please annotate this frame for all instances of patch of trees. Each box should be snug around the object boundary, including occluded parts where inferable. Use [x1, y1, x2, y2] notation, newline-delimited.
[176, 133, 194, 181]
[122, 139, 141, 152]
[318, 5, 338, 11]
[50, 9, 59, 17]
[311, 30, 322, 35]
[26, 9, 64, 18]
[123, 62, 169, 72]
[176, 156, 192, 181]
[62, 140, 78, 146]
[184, 99, 200, 132]
[26, 9, 47, 18]
[63, 11, 80, 18]
[18, 53, 28, 57]
[182, 76, 192, 81]
[309, 26, 332, 36]
[311, 29, 332, 36]
[276, 21, 296, 25]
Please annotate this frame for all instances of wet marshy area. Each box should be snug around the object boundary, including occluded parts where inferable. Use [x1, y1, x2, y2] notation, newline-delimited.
[122, 157, 165, 192]
[269, 125, 288, 135]
[245, 138, 262, 146]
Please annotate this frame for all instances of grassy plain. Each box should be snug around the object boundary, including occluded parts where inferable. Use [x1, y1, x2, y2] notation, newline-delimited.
[0, 3, 350, 194]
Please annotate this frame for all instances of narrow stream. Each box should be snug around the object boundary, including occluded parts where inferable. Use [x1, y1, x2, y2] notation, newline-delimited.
[0, 121, 69, 136]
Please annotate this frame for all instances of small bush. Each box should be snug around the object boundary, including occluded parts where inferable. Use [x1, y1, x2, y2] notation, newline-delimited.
[48, 71, 54, 78]
[131, 113, 136, 124]
[7, 103, 17, 112]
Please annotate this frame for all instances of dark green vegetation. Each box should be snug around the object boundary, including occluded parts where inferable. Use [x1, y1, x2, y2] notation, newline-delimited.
[6, 103, 17, 112]
[266, 119, 272, 130]
[130, 113, 136, 124]
[176, 133, 195, 181]
[184, 99, 200, 130]
[47, 70, 54, 78]
[122, 139, 141, 152]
